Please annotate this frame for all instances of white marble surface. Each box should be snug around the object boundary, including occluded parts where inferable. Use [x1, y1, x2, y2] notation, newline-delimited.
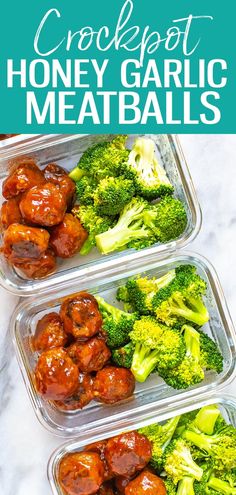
[1, 134, 236, 494]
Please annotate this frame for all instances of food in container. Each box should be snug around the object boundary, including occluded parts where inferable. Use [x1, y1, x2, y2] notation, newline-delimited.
[11, 252, 236, 436]
[0, 134, 201, 295]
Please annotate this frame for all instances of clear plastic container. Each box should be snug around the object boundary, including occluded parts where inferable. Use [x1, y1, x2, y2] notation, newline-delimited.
[0, 134, 201, 296]
[11, 251, 236, 437]
[47, 393, 236, 495]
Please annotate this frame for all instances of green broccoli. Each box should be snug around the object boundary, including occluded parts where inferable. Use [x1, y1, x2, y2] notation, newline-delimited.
[164, 478, 178, 494]
[144, 196, 187, 243]
[183, 425, 236, 472]
[163, 438, 203, 484]
[187, 405, 221, 435]
[195, 468, 236, 494]
[159, 325, 205, 390]
[95, 296, 137, 349]
[72, 135, 129, 181]
[139, 415, 180, 471]
[174, 410, 200, 438]
[118, 270, 176, 315]
[177, 476, 195, 495]
[129, 317, 186, 383]
[199, 332, 223, 374]
[111, 342, 134, 368]
[75, 176, 97, 205]
[123, 137, 174, 199]
[152, 265, 209, 327]
[94, 176, 135, 216]
[95, 197, 156, 255]
[73, 205, 114, 255]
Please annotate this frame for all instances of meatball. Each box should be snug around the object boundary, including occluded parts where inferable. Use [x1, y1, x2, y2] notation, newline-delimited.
[32, 312, 67, 352]
[54, 372, 94, 411]
[125, 470, 167, 495]
[115, 476, 135, 494]
[43, 163, 75, 208]
[50, 213, 88, 258]
[93, 367, 135, 405]
[84, 441, 113, 481]
[104, 431, 152, 477]
[35, 347, 79, 401]
[68, 337, 111, 372]
[2, 159, 45, 199]
[14, 249, 56, 279]
[2, 223, 49, 263]
[19, 182, 67, 227]
[60, 293, 102, 340]
[58, 452, 105, 495]
[0, 198, 23, 230]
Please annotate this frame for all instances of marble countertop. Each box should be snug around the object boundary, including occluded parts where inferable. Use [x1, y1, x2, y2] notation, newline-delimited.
[1, 134, 236, 494]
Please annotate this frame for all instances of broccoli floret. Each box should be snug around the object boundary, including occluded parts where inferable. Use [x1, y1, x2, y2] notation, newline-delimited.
[195, 468, 236, 494]
[120, 270, 176, 315]
[199, 332, 223, 374]
[163, 438, 203, 484]
[95, 197, 156, 255]
[111, 342, 134, 368]
[94, 176, 135, 216]
[164, 478, 178, 494]
[95, 296, 137, 349]
[207, 474, 236, 494]
[144, 197, 187, 243]
[183, 425, 236, 472]
[152, 265, 209, 327]
[116, 285, 130, 303]
[174, 410, 200, 437]
[194, 465, 214, 495]
[75, 176, 97, 205]
[177, 476, 195, 495]
[129, 317, 186, 382]
[74, 135, 129, 181]
[73, 205, 114, 255]
[139, 415, 180, 471]
[159, 325, 205, 390]
[213, 415, 227, 433]
[123, 137, 174, 199]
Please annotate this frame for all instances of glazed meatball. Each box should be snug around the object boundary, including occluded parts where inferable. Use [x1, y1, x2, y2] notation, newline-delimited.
[35, 347, 79, 401]
[32, 312, 67, 352]
[93, 367, 135, 405]
[60, 293, 102, 340]
[104, 431, 152, 477]
[58, 452, 105, 495]
[84, 441, 113, 481]
[19, 182, 67, 227]
[115, 476, 135, 494]
[2, 159, 45, 199]
[14, 249, 56, 279]
[125, 470, 167, 495]
[50, 213, 88, 258]
[43, 163, 76, 208]
[54, 372, 94, 411]
[2, 223, 49, 263]
[0, 198, 23, 230]
[68, 337, 111, 373]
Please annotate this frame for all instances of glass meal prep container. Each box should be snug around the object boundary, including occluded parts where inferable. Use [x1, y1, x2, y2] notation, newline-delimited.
[0, 134, 201, 296]
[47, 393, 236, 495]
[11, 251, 236, 437]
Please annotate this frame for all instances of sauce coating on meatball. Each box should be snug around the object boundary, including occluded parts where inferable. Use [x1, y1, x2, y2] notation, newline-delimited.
[0, 198, 23, 230]
[68, 337, 111, 372]
[43, 163, 75, 208]
[35, 347, 79, 401]
[58, 452, 105, 495]
[124, 470, 167, 495]
[20, 182, 67, 226]
[104, 431, 152, 477]
[32, 312, 67, 351]
[2, 223, 49, 263]
[50, 213, 88, 258]
[14, 249, 56, 279]
[2, 159, 45, 199]
[93, 366, 135, 405]
[60, 293, 102, 340]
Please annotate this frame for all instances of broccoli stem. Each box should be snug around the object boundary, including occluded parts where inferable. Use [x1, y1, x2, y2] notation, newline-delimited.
[177, 476, 195, 495]
[96, 221, 149, 254]
[178, 450, 203, 480]
[172, 296, 209, 326]
[208, 476, 236, 494]
[193, 405, 220, 435]
[183, 430, 212, 453]
[69, 167, 86, 181]
[131, 343, 159, 382]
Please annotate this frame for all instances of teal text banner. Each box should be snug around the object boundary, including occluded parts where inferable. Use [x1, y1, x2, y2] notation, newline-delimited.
[0, 0, 235, 133]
